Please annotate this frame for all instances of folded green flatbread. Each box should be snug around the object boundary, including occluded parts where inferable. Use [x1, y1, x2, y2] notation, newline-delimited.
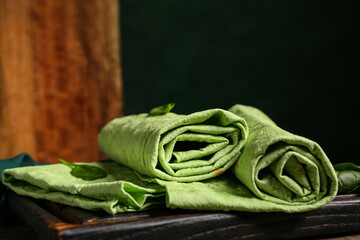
[98, 109, 248, 182]
[0, 153, 36, 208]
[2, 162, 165, 214]
[2, 105, 338, 214]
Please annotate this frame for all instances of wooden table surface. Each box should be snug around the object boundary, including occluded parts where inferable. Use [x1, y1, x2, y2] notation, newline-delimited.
[1, 210, 360, 240]
[1, 191, 360, 240]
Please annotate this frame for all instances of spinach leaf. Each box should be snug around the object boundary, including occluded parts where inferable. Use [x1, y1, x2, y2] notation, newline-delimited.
[334, 162, 360, 194]
[149, 103, 175, 116]
[59, 159, 107, 181]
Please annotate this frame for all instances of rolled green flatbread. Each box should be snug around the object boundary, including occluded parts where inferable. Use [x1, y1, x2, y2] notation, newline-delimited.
[98, 109, 248, 182]
[228, 104, 338, 209]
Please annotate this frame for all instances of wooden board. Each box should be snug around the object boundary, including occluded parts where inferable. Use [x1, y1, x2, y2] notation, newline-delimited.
[6, 191, 360, 240]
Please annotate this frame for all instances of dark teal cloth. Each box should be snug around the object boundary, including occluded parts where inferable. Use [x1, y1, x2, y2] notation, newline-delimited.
[0, 153, 37, 208]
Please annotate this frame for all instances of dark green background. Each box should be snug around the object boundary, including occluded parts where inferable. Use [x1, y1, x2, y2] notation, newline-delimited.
[119, 0, 359, 164]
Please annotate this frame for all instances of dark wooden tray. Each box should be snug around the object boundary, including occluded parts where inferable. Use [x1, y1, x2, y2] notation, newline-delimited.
[6, 190, 360, 240]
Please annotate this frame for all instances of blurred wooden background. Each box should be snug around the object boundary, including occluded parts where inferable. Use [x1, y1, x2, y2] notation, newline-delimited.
[0, 0, 123, 163]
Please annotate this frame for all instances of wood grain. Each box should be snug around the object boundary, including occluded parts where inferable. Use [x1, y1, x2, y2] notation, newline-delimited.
[5, 191, 360, 240]
[0, 0, 123, 163]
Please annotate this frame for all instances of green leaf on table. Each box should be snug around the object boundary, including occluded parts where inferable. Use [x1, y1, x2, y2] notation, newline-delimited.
[59, 159, 107, 181]
[334, 162, 360, 172]
[334, 162, 360, 194]
[149, 103, 175, 116]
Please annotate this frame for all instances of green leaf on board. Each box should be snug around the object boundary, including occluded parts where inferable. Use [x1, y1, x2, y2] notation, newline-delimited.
[149, 103, 175, 116]
[59, 159, 107, 181]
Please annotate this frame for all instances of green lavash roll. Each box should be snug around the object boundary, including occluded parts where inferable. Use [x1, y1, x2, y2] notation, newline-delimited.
[228, 104, 338, 209]
[98, 109, 248, 182]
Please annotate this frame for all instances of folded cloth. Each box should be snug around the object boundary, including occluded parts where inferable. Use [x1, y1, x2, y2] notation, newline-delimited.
[0, 153, 37, 208]
[2, 162, 165, 214]
[98, 109, 248, 182]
